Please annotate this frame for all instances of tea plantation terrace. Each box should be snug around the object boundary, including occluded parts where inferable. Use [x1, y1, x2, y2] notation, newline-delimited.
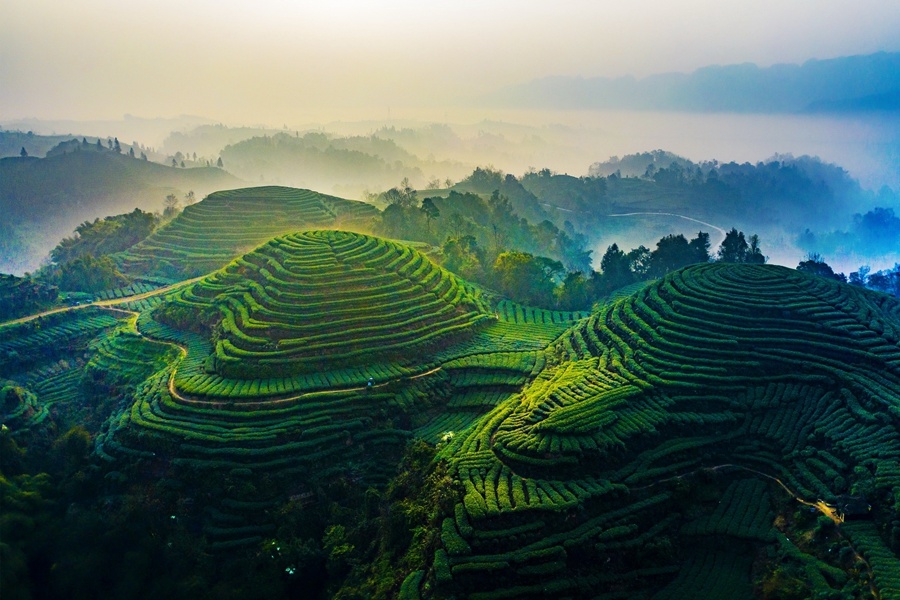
[415, 263, 900, 599]
[116, 186, 379, 278]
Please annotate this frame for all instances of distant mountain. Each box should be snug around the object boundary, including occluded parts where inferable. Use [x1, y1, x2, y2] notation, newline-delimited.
[483, 52, 900, 113]
[3, 114, 216, 149]
[0, 151, 240, 274]
[0, 130, 89, 159]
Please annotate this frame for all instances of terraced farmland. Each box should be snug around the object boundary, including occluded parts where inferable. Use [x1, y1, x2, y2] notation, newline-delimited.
[417, 263, 900, 599]
[157, 230, 494, 381]
[12, 226, 900, 597]
[117, 186, 379, 278]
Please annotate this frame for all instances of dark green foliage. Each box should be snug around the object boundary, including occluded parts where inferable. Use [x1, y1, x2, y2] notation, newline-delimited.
[492, 251, 563, 308]
[49, 208, 161, 265]
[797, 253, 846, 281]
[56, 254, 128, 292]
[0, 273, 58, 321]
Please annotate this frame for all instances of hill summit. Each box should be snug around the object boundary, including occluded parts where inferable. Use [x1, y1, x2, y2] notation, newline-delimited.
[158, 230, 493, 378]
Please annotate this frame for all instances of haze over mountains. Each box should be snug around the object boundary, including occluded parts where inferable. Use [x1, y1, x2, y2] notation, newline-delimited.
[483, 52, 900, 113]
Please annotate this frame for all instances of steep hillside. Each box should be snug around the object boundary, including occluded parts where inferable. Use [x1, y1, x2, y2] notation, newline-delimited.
[0, 151, 239, 274]
[116, 186, 380, 278]
[417, 264, 900, 599]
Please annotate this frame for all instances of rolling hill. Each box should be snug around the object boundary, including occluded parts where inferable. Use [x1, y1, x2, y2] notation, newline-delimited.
[0, 151, 240, 274]
[116, 186, 380, 278]
[419, 263, 900, 599]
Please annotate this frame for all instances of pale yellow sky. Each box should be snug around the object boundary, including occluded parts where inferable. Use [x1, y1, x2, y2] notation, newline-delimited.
[2, 0, 898, 124]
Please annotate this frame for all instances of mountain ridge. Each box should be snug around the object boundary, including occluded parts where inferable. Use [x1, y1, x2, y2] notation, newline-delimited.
[482, 52, 900, 113]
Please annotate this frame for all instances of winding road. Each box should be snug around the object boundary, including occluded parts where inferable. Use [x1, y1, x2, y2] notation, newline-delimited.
[605, 211, 729, 246]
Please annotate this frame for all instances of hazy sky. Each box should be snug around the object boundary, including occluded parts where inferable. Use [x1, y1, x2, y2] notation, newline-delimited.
[3, 0, 899, 124]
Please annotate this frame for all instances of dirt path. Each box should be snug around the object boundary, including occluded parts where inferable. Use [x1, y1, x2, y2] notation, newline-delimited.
[0, 276, 205, 328]
[629, 463, 878, 598]
[164, 361, 444, 408]
[605, 211, 728, 246]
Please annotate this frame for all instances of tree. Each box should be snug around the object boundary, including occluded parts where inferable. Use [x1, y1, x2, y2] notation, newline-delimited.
[797, 253, 845, 281]
[493, 251, 562, 307]
[163, 194, 181, 219]
[381, 187, 405, 207]
[688, 231, 711, 264]
[649, 234, 695, 277]
[556, 271, 591, 310]
[599, 244, 633, 293]
[447, 212, 472, 239]
[96, 139, 103, 150]
[171, 158, 178, 168]
[113, 138, 121, 153]
[627, 246, 652, 279]
[50, 208, 159, 265]
[140, 152, 147, 161]
[849, 266, 870, 287]
[378, 203, 410, 239]
[19, 147, 27, 157]
[442, 235, 485, 282]
[400, 178, 417, 208]
[217, 157, 223, 168]
[57, 254, 127, 292]
[128, 147, 135, 158]
[184, 190, 196, 205]
[717, 228, 749, 263]
[746, 234, 766, 264]
[420, 198, 440, 234]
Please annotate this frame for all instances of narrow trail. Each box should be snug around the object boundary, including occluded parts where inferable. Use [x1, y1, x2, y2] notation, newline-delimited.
[163, 361, 443, 408]
[605, 211, 729, 246]
[0, 276, 205, 328]
[628, 463, 879, 599]
[629, 463, 843, 521]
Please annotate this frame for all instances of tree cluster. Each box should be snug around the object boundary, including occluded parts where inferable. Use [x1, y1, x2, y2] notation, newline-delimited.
[376, 188, 591, 275]
[49, 209, 159, 266]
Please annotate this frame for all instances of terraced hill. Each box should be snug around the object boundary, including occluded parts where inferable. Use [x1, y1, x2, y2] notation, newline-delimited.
[416, 263, 900, 599]
[88, 232, 586, 551]
[116, 186, 379, 278]
[156, 230, 494, 380]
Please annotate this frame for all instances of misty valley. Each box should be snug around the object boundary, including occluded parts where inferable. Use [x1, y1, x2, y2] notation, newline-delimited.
[2, 29, 900, 600]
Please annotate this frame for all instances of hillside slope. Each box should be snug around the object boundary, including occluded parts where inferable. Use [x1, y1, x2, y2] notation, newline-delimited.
[117, 186, 380, 278]
[419, 263, 900, 599]
[0, 151, 240, 274]
[156, 229, 493, 378]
